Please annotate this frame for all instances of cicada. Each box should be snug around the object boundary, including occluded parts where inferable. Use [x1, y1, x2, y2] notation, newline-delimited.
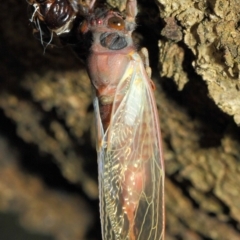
[27, 0, 165, 239]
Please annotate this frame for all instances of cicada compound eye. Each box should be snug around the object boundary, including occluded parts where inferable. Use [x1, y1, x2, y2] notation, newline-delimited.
[108, 17, 125, 30]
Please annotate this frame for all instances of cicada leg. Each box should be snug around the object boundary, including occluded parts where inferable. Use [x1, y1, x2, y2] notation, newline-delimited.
[139, 47, 156, 90]
[126, 0, 155, 89]
[126, 0, 138, 22]
[140, 47, 152, 79]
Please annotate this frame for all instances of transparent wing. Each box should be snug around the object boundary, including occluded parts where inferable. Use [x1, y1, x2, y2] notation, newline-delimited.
[97, 53, 164, 240]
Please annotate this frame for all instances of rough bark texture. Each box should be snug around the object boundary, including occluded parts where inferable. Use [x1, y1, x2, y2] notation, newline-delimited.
[0, 0, 240, 239]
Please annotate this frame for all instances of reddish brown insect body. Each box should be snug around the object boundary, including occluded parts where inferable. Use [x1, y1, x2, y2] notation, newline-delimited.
[27, 0, 165, 239]
[83, 3, 165, 236]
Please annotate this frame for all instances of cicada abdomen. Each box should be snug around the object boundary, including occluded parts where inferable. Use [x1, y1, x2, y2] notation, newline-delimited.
[78, 0, 165, 239]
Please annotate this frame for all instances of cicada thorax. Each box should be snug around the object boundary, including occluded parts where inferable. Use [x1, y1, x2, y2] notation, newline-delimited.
[28, 0, 78, 45]
[79, 7, 137, 132]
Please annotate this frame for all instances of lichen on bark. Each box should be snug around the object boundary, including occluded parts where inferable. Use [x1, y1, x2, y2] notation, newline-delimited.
[158, 0, 240, 125]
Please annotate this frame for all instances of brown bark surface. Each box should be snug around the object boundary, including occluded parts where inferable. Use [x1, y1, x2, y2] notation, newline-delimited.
[0, 0, 240, 239]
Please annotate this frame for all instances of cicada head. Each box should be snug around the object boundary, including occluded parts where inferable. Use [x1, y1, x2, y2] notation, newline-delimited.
[78, 0, 137, 51]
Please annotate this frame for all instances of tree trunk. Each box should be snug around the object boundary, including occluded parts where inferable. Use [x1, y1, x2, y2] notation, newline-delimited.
[0, 0, 239, 239]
